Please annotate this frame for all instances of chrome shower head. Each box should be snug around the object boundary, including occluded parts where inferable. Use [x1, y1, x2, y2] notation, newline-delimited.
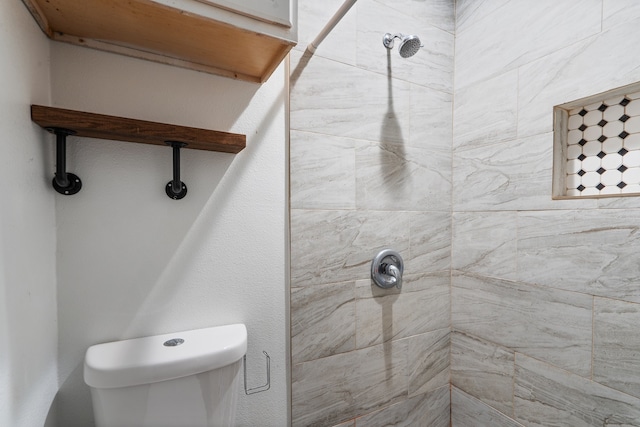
[399, 35, 422, 58]
[383, 33, 423, 58]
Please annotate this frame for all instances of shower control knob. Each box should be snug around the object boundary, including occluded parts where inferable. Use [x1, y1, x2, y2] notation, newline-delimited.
[371, 249, 404, 290]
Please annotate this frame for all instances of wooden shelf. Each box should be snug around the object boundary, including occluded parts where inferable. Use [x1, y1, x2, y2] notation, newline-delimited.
[21, 0, 296, 83]
[31, 105, 246, 154]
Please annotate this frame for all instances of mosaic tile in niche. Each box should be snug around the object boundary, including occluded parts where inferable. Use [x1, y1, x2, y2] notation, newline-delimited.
[556, 84, 640, 198]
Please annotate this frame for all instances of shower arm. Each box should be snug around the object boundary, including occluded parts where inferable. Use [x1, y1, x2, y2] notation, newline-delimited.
[307, 0, 357, 54]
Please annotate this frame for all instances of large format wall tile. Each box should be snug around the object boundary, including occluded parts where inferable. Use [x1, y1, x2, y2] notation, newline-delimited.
[598, 194, 640, 209]
[455, 0, 601, 90]
[406, 212, 451, 274]
[455, 0, 509, 35]
[356, 1, 454, 92]
[409, 84, 452, 149]
[290, 50, 411, 144]
[373, 0, 455, 35]
[291, 341, 408, 427]
[517, 210, 640, 303]
[452, 273, 592, 377]
[453, 70, 517, 151]
[452, 387, 524, 427]
[515, 354, 640, 427]
[295, 0, 357, 64]
[355, 141, 451, 211]
[452, 212, 517, 279]
[291, 281, 355, 363]
[594, 297, 640, 399]
[407, 329, 450, 397]
[290, 0, 455, 424]
[452, 133, 598, 211]
[290, 210, 411, 287]
[451, 331, 514, 416]
[603, 0, 640, 30]
[410, 0, 454, 34]
[354, 385, 450, 427]
[292, 350, 358, 427]
[356, 278, 449, 348]
[518, 19, 640, 139]
[290, 130, 356, 210]
[356, 271, 449, 299]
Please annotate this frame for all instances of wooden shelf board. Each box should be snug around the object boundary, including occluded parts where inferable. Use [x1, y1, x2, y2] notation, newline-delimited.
[21, 0, 295, 83]
[31, 105, 246, 154]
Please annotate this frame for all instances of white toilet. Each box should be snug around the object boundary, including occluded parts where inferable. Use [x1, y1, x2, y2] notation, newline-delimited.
[84, 324, 247, 427]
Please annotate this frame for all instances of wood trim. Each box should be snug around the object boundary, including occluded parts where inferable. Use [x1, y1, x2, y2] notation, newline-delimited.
[31, 105, 246, 154]
[20, 0, 52, 37]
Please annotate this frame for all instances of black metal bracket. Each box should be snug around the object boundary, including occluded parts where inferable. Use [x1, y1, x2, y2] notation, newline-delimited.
[47, 127, 82, 195]
[165, 141, 188, 200]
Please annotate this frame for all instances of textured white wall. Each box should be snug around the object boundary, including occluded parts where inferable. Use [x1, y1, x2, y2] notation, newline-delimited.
[0, 1, 57, 427]
[49, 44, 288, 426]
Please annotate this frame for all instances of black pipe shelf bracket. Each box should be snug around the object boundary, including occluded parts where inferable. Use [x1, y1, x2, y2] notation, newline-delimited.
[165, 141, 188, 200]
[47, 127, 82, 195]
[30, 105, 247, 201]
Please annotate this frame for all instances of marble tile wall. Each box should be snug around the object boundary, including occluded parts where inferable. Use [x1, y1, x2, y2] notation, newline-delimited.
[451, 388, 524, 427]
[292, 0, 640, 425]
[290, 0, 454, 425]
[451, 332, 514, 416]
[353, 386, 450, 427]
[452, 273, 592, 377]
[452, 1, 640, 425]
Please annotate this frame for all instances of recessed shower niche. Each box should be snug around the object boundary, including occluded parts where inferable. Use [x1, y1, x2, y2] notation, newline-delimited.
[554, 82, 640, 198]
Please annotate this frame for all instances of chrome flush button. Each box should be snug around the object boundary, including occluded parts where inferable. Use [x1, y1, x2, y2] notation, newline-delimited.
[163, 338, 184, 347]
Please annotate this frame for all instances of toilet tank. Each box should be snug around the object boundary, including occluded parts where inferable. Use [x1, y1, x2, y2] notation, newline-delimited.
[84, 324, 247, 427]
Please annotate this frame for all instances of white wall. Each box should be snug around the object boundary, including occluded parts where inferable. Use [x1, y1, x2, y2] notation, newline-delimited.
[0, 1, 57, 427]
[48, 45, 288, 426]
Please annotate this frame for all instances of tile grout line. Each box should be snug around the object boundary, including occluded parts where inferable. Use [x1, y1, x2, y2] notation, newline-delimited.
[591, 295, 595, 381]
[512, 352, 517, 420]
[450, 1, 458, 422]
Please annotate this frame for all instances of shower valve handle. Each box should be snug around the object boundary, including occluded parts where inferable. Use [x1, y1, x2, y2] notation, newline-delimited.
[371, 249, 404, 290]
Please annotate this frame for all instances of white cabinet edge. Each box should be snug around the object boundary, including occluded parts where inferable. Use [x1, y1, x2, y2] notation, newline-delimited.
[153, 0, 297, 42]
[197, 0, 291, 27]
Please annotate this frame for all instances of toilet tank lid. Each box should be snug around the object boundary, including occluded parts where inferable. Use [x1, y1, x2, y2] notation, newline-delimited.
[84, 324, 247, 389]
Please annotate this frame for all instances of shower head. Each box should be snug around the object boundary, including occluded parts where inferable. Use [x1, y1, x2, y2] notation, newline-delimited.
[383, 33, 423, 58]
